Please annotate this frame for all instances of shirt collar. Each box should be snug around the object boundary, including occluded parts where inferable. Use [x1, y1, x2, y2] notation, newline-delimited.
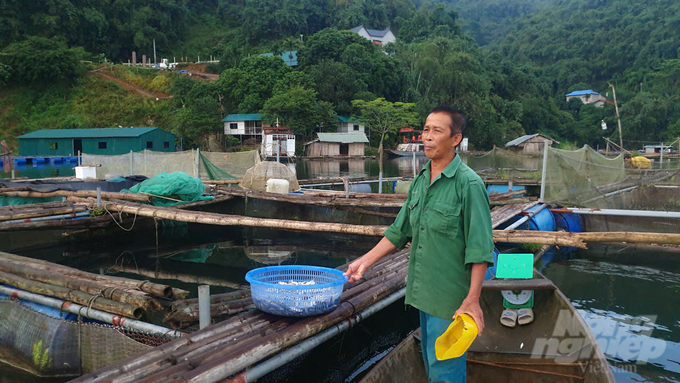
[419, 154, 461, 179]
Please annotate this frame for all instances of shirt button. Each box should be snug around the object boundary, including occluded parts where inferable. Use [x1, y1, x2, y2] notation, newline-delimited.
[418, 245, 422, 249]
[420, 227, 424, 231]
[423, 207, 427, 211]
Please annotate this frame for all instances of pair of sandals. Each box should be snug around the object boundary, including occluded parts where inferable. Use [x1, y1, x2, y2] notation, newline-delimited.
[500, 308, 534, 328]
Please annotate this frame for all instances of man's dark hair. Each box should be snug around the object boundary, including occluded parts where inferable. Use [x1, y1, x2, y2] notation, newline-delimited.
[624, 153, 632, 160]
[429, 105, 466, 137]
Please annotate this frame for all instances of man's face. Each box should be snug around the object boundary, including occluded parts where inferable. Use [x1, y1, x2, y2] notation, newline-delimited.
[422, 112, 462, 161]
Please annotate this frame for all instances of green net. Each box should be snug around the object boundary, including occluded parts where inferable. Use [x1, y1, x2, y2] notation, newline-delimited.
[199, 150, 260, 180]
[0, 196, 63, 206]
[121, 171, 213, 207]
[0, 298, 177, 378]
[200, 154, 238, 180]
[462, 147, 543, 179]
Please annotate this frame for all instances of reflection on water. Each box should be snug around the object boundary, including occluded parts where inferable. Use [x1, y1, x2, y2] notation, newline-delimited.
[0, 162, 76, 179]
[542, 256, 680, 383]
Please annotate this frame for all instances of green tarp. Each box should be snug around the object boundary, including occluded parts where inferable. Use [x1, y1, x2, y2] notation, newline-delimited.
[121, 171, 213, 207]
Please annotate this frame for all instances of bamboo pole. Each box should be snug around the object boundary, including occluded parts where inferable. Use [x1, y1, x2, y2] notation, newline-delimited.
[143, 272, 409, 382]
[164, 297, 254, 324]
[0, 259, 162, 310]
[0, 205, 86, 221]
[0, 252, 182, 298]
[217, 188, 405, 208]
[110, 265, 249, 290]
[93, 200, 389, 237]
[0, 215, 110, 232]
[179, 273, 408, 382]
[75, 253, 409, 381]
[70, 310, 269, 382]
[0, 270, 142, 318]
[0, 189, 150, 203]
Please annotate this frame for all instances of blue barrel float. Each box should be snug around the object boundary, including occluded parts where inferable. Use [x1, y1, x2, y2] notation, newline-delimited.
[553, 212, 583, 233]
[32, 157, 46, 164]
[51, 157, 64, 164]
[525, 204, 555, 232]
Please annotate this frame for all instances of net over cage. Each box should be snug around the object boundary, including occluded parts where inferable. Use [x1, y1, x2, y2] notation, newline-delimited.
[239, 162, 300, 192]
[82, 150, 197, 179]
[199, 150, 260, 180]
[462, 147, 543, 180]
[0, 298, 177, 377]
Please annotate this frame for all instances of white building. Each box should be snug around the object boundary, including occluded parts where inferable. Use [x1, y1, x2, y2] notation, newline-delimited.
[350, 25, 396, 46]
[261, 126, 296, 158]
[565, 90, 612, 108]
[337, 116, 365, 134]
[222, 113, 263, 139]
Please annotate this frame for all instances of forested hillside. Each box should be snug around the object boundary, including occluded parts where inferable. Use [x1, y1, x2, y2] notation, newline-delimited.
[1, 0, 678, 152]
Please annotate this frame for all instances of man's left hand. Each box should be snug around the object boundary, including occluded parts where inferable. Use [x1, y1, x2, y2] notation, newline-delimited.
[454, 297, 485, 336]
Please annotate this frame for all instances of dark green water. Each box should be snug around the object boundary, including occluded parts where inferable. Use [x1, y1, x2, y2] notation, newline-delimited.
[1, 157, 678, 381]
[2, 225, 679, 382]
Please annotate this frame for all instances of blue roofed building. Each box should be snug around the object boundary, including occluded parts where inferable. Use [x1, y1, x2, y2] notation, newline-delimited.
[261, 51, 298, 67]
[565, 89, 612, 108]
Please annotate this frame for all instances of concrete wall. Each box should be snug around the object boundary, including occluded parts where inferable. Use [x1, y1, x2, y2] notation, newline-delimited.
[337, 122, 365, 133]
[224, 120, 262, 136]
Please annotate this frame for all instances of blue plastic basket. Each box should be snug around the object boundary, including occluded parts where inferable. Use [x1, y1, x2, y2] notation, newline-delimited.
[245, 266, 347, 317]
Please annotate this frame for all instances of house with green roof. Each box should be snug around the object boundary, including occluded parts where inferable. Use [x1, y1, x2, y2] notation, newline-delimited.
[304, 132, 369, 157]
[222, 114, 263, 139]
[17, 128, 175, 156]
[337, 116, 365, 134]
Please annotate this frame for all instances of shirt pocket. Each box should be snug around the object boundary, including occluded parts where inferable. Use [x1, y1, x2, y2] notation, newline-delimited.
[431, 201, 462, 235]
[408, 196, 421, 229]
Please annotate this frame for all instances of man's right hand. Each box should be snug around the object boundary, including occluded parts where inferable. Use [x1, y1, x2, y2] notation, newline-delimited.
[344, 258, 369, 283]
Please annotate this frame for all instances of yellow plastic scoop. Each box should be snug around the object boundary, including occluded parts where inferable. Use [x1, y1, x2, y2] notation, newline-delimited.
[435, 313, 479, 360]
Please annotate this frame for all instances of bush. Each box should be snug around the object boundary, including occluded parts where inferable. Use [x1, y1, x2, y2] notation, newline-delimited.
[149, 76, 172, 93]
[225, 135, 241, 147]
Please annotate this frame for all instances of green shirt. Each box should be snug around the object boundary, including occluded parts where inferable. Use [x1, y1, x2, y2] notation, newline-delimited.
[383, 154, 494, 320]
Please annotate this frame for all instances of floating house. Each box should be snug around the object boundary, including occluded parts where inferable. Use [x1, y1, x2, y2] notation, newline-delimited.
[505, 134, 558, 155]
[17, 128, 175, 156]
[304, 133, 369, 157]
[262, 126, 296, 158]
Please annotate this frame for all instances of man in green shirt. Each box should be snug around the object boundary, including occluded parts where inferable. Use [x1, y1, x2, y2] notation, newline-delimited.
[344, 106, 494, 382]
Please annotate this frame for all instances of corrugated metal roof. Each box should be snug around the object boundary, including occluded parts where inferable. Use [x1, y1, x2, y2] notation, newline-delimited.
[505, 134, 558, 147]
[316, 133, 369, 143]
[18, 127, 162, 139]
[222, 114, 263, 122]
[565, 89, 599, 97]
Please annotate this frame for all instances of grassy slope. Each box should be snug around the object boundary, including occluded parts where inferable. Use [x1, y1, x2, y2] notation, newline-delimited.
[0, 74, 175, 151]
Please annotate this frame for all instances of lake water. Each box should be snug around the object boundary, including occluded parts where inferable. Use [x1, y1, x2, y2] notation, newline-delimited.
[2, 220, 678, 382]
[1, 156, 678, 382]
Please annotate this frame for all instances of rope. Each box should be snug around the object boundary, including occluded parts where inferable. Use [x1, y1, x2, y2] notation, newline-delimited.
[104, 204, 139, 231]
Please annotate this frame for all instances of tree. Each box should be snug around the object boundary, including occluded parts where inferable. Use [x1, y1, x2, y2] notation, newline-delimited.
[216, 55, 290, 113]
[0, 36, 86, 84]
[262, 87, 335, 138]
[352, 98, 416, 176]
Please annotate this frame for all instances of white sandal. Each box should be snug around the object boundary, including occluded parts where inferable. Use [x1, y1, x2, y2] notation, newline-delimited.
[500, 309, 518, 328]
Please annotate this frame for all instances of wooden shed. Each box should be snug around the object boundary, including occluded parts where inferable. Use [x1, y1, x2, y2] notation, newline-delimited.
[505, 134, 559, 155]
[304, 133, 369, 157]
